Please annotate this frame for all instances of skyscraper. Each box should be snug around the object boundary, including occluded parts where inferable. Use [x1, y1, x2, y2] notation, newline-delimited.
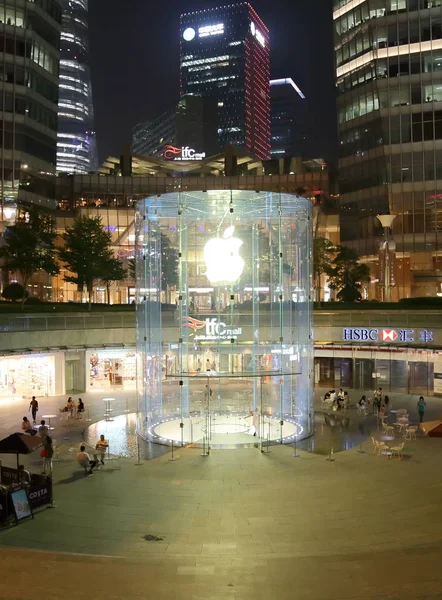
[270, 78, 307, 158]
[0, 0, 62, 221]
[180, 2, 271, 160]
[334, 0, 442, 299]
[57, 0, 97, 174]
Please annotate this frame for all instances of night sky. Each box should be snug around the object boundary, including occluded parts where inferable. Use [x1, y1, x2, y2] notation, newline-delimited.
[88, 0, 336, 165]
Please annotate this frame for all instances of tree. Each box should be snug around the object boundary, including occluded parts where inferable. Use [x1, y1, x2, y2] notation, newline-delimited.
[328, 246, 371, 302]
[313, 237, 335, 302]
[1, 283, 28, 302]
[101, 258, 127, 304]
[160, 233, 179, 298]
[59, 215, 123, 307]
[0, 208, 59, 307]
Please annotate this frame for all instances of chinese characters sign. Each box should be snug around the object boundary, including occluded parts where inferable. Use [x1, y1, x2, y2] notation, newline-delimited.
[342, 328, 434, 344]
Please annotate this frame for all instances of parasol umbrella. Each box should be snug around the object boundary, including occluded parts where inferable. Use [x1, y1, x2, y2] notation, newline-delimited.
[0, 433, 43, 470]
[420, 421, 442, 437]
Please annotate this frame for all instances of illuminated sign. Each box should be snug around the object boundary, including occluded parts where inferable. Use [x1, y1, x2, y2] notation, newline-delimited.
[183, 317, 242, 341]
[199, 23, 224, 38]
[342, 328, 434, 343]
[183, 27, 196, 41]
[250, 22, 265, 47]
[163, 145, 206, 161]
[204, 226, 245, 285]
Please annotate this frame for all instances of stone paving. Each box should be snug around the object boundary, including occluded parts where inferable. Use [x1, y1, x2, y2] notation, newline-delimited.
[1, 387, 442, 598]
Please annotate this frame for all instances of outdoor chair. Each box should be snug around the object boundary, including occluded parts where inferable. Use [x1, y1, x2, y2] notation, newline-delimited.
[382, 422, 395, 437]
[405, 426, 417, 440]
[357, 404, 367, 416]
[390, 442, 405, 459]
[397, 409, 408, 418]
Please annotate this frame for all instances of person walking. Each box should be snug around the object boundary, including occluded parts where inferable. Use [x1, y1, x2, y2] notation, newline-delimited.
[29, 396, 38, 424]
[41, 435, 54, 475]
[417, 396, 427, 423]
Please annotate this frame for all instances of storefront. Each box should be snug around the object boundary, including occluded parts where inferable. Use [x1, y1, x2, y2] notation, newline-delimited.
[0, 353, 64, 400]
[87, 349, 136, 392]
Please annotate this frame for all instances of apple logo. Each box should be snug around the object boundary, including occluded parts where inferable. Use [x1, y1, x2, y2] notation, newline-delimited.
[204, 226, 245, 285]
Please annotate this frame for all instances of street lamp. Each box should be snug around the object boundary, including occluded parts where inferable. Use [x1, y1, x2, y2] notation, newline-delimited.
[376, 214, 397, 302]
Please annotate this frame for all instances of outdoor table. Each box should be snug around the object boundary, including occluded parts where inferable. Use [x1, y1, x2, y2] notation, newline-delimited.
[103, 398, 115, 422]
[41, 415, 56, 431]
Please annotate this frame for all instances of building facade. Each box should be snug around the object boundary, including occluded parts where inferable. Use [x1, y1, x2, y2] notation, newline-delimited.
[132, 95, 219, 159]
[0, 0, 62, 222]
[57, 0, 97, 174]
[335, 0, 442, 299]
[180, 2, 270, 160]
[270, 78, 307, 158]
[132, 109, 176, 158]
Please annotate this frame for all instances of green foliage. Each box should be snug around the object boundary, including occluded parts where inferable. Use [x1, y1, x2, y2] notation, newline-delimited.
[160, 233, 179, 292]
[0, 208, 59, 294]
[313, 237, 335, 301]
[59, 216, 125, 304]
[1, 283, 28, 302]
[328, 246, 371, 302]
[101, 258, 127, 304]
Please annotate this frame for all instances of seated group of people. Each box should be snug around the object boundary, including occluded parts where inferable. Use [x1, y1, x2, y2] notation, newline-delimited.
[76, 435, 108, 475]
[62, 397, 85, 418]
[21, 417, 50, 437]
[324, 389, 349, 410]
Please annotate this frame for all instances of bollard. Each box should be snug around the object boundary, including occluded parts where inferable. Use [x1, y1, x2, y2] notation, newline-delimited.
[326, 444, 335, 462]
[124, 397, 130, 414]
[85, 406, 92, 423]
[357, 441, 365, 454]
[201, 436, 209, 457]
[169, 439, 178, 461]
[292, 436, 300, 458]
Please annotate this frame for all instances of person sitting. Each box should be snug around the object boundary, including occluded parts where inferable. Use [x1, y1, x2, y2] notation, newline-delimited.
[21, 416, 36, 436]
[38, 420, 49, 438]
[343, 391, 350, 409]
[66, 397, 74, 417]
[94, 435, 109, 464]
[76, 445, 97, 475]
[358, 395, 367, 407]
[18, 464, 32, 487]
[77, 398, 85, 419]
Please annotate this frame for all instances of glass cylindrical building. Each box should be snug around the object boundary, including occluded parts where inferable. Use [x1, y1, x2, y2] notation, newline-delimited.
[57, 0, 97, 174]
[136, 190, 313, 449]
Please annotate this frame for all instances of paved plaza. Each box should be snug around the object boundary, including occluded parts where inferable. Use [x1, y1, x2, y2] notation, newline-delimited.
[0, 389, 442, 598]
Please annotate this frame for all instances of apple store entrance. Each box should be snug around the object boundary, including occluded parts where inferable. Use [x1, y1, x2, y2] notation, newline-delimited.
[135, 190, 314, 449]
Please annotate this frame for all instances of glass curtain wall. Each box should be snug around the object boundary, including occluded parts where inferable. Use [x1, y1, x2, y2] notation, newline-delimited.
[136, 190, 313, 449]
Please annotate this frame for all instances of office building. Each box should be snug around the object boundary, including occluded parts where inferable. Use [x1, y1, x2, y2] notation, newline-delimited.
[132, 95, 218, 159]
[180, 2, 271, 160]
[57, 0, 97, 174]
[270, 78, 308, 158]
[0, 0, 62, 221]
[133, 109, 176, 158]
[334, 0, 442, 299]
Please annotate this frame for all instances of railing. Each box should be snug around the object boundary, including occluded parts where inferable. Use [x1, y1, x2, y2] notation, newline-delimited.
[0, 309, 441, 334]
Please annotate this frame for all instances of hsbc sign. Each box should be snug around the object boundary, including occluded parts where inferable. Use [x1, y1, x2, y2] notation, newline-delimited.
[342, 328, 434, 344]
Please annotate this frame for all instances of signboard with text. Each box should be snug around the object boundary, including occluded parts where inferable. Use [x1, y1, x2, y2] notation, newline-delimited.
[342, 328, 434, 344]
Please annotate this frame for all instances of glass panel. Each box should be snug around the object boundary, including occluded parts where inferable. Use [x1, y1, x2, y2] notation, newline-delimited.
[136, 191, 313, 449]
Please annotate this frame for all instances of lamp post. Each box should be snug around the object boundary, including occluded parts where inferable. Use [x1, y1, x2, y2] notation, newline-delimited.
[376, 214, 397, 302]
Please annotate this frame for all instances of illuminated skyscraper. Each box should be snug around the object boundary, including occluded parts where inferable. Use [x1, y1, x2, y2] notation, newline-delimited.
[57, 0, 97, 174]
[180, 2, 271, 160]
[0, 0, 62, 221]
[334, 0, 442, 298]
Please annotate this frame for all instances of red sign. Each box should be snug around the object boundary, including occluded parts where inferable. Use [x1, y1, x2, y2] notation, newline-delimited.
[380, 329, 398, 341]
[182, 316, 206, 333]
[163, 145, 182, 160]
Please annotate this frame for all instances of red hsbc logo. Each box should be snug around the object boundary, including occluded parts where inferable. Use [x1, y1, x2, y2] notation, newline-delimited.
[380, 329, 398, 341]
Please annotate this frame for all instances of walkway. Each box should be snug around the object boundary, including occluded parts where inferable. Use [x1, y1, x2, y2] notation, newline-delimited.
[1, 432, 442, 598]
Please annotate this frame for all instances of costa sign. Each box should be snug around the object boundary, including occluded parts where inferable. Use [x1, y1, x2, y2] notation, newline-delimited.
[342, 328, 434, 343]
[163, 145, 206, 161]
[183, 317, 242, 341]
